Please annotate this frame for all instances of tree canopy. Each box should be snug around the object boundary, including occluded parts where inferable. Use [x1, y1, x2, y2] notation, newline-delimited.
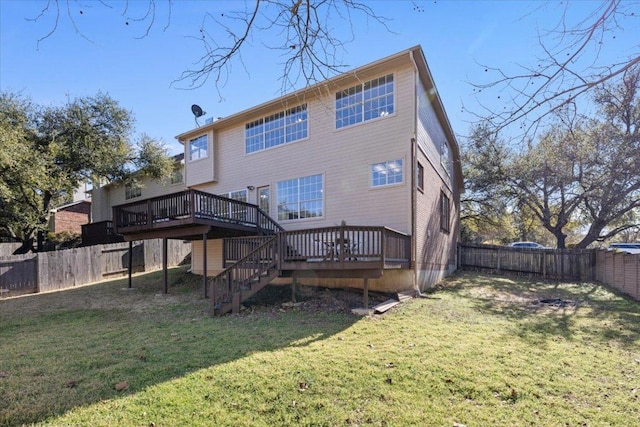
[463, 66, 640, 248]
[0, 92, 173, 253]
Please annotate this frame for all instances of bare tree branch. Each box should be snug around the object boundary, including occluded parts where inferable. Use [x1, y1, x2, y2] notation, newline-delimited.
[470, 0, 640, 138]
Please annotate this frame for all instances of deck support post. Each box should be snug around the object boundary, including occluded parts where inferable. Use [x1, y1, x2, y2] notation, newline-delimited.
[363, 278, 369, 308]
[203, 233, 208, 298]
[127, 241, 133, 288]
[162, 237, 168, 294]
[291, 277, 297, 303]
[232, 292, 240, 314]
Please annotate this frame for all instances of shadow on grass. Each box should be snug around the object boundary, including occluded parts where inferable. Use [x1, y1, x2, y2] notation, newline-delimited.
[0, 267, 359, 426]
[433, 271, 640, 349]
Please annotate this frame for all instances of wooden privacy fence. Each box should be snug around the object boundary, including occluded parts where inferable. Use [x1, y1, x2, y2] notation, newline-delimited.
[0, 254, 37, 297]
[457, 244, 640, 302]
[0, 239, 191, 298]
[457, 243, 596, 281]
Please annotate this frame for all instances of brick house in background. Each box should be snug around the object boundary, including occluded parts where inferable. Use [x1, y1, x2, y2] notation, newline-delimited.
[48, 199, 91, 235]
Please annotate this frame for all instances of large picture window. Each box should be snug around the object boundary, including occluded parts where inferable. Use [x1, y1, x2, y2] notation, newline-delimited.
[371, 159, 403, 187]
[277, 174, 323, 221]
[336, 74, 394, 129]
[440, 191, 450, 233]
[245, 104, 308, 154]
[189, 135, 208, 161]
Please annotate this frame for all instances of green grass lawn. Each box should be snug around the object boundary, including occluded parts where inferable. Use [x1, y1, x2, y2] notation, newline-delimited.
[1, 267, 639, 426]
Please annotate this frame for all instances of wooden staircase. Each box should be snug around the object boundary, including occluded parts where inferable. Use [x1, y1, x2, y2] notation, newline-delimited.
[208, 235, 280, 315]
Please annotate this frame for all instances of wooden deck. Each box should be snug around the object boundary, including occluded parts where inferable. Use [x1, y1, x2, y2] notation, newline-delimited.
[112, 190, 412, 315]
[112, 189, 282, 240]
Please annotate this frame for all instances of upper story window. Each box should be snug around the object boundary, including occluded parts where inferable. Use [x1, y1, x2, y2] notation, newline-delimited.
[336, 74, 394, 129]
[277, 174, 323, 221]
[371, 159, 403, 187]
[441, 140, 452, 176]
[245, 104, 308, 154]
[125, 183, 142, 200]
[189, 135, 208, 161]
[170, 167, 183, 184]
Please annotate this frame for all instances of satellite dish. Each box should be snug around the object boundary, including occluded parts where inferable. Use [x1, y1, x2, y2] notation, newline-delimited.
[191, 104, 206, 118]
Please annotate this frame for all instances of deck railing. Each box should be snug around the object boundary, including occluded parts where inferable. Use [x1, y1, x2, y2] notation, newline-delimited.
[275, 225, 411, 264]
[113, 190, 283, 235]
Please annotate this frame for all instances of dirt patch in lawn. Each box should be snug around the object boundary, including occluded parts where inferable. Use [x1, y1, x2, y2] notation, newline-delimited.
[242, 284, 391, 315]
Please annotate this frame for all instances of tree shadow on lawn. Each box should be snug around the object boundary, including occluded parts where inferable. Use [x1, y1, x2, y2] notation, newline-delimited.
[0, 267, 360, 426]
[434, 271, 640, 350]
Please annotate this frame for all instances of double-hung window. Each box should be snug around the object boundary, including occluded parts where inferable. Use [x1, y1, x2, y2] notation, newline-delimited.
[189, 135, 208, 161]
[371, 159, 403, 187]
[336, 74, 394, 129]
[417, 162, 424, 192]
[170, 167, 183, 184]
[277, 174, 323, 221]
[125, 183, 142, 200]
[245, 104, 308, 154]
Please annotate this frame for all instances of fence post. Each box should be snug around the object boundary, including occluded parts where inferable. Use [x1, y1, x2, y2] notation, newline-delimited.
[37, 252, 48, 293]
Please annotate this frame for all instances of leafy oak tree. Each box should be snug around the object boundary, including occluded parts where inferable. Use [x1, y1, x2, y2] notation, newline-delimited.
[0, 92, 173, 253]
[464, 66, 640, 248]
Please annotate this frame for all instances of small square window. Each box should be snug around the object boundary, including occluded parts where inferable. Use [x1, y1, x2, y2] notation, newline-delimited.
[189, 135, 208, 161]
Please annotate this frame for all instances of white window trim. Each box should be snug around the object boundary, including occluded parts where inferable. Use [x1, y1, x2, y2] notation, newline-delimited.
[334, 73, 396, 131]
[370, 158, 404, 189]
[245, 104, 309, 155]
[440, 140, 452, 177]
[189, 134, 209, 162]
[276, 174, 325, 222]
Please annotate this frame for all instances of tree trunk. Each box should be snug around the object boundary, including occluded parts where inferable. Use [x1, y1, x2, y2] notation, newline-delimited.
[555, 232, 567, 249]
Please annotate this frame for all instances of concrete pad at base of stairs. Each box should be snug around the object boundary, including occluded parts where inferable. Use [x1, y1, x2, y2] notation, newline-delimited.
[351, 308, 374, 316]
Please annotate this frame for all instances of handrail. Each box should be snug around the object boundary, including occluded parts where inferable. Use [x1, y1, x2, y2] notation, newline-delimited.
[208, 235, 278, 311]
[113, 189, 283, 235]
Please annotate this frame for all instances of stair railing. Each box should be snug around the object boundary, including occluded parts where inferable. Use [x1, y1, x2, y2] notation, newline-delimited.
[208, 235, 278, 311]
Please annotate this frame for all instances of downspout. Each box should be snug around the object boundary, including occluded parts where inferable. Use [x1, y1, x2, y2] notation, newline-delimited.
[409, 50, 419, 293]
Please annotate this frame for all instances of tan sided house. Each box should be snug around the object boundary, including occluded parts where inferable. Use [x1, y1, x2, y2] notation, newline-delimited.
[109, 45, 463, 314]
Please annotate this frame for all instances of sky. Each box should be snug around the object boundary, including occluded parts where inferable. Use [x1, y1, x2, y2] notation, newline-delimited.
[1, 0, 636, 155]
